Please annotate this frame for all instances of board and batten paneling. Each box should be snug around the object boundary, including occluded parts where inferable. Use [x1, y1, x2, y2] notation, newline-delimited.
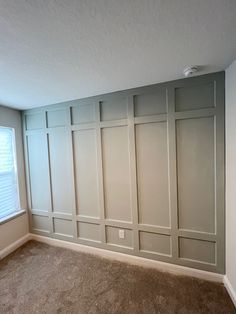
[23, 72, 225, 273]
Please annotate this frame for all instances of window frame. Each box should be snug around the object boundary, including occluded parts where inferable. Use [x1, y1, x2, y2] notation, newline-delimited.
[0, 126, 25, 224]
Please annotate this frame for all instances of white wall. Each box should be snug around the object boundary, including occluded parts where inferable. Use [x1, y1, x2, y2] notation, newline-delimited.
[226, 59, 236, 296]
[0, 105, 29, 251]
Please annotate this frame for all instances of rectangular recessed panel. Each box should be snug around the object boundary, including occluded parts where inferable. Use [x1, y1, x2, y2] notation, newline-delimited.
[78, 222, 100, 242]
[48, 131, 74, 213]
[73, 129, 100, 217]
[175, 82, 214, 111]
[31, 215, 49, 232]
[47, 109, 68, 127]
[176, 117, 215, 233]
[53, 218, 73, 237]
[136, 122, 169, 227]
[106, 226, 133, 248]
[134, 90, 166, 117]
[102, 126, 131, 222]
[25, 113, 44, 130]
[71, 103, 95, 124]
[27, 134, 51, 210]
[179, 237, 216, 264]
[139, 231, 171, 255]
[100, 97, 127, 121]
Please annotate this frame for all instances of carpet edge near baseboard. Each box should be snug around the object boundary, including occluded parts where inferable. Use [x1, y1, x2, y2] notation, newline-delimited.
[30, 233, 223, 282]
[1, 233, 235, 308]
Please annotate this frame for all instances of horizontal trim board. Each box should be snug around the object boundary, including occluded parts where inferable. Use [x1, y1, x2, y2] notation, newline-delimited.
[30, 233, 223, 283]
[71, 124, 96, 131]
[134, 114, 167, 124]
[76, 215, 100, 223]
[174, 108, 216, 120]
[31, 209, 50, 216]
[100, 119, 128, 128]
[104, 219, 133, 228]
[178, 229, 217, 241]
[138, 224, 171, 235]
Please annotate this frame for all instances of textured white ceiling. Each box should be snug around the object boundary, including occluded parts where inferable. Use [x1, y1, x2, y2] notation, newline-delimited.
[0, 0, 236, 109]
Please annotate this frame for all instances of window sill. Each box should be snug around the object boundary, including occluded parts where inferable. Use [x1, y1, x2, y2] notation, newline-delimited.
[0, 210, 26, 225]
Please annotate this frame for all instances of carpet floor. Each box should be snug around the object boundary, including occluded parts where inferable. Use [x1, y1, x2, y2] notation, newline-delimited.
[0, 241, 235, 314]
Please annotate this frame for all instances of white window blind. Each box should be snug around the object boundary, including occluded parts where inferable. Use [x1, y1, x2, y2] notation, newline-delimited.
[0, 127, 20, 219]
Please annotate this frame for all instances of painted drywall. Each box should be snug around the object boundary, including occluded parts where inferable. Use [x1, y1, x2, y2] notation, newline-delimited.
[226, 59, 236, 294]
[0, 105, 28, 251]
[23, 72, 225, 273]
[0, 1, 235, 109]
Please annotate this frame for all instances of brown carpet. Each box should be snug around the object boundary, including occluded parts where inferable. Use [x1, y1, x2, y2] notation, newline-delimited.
[0, 241, 235, 314]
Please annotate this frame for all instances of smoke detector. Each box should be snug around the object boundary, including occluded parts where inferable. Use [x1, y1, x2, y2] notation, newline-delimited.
[183, 66, 199, 77]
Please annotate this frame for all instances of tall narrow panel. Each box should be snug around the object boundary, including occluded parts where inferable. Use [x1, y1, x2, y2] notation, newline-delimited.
[179, 237, 216, 264]
[134, 90, 166, 117]
[176, 117, 215, 233]
[100, 97, 127, 121]
[73, 129, 100, 217]
[136, 122, 170, 227]
[102, 126, 131, 222]
[139, 231, 171, 256]
[48, 131, 74, 213]
[175, 83, 214, 112]
[71, 103, 95, 124]
[27, 134, 51, 210]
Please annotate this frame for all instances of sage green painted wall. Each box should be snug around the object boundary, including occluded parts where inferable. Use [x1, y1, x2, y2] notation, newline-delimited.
[0, 105, 28, 251]
[23, 72, 225, 273]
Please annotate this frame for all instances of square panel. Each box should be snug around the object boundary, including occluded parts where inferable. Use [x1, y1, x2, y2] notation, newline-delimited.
[100, 97, 127, 121]
[106, 226, 133, 249]
[71, 103, 96, 124]
[77, 222, 100, 242]
[139, 231, 171, 256]
[175, 82, 214, 112]
[25, 113, 44, 130]
[134, 89, 166, 117]
[31, 215, 50, 233]
[179, 237, 216, 264]
[53, 218, 73, 237]
[47, 109, 68, 127]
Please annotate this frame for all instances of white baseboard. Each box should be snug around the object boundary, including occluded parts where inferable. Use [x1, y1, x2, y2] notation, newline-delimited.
[2, 233, 236, 306]
[1, 233, 235, 307]
[30, 233, 223, 283]
[224, 276, 236, 307]
[0, 233, 31, 260]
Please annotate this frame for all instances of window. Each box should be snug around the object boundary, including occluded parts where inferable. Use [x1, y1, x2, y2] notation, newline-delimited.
[0, 127, 20, 220]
